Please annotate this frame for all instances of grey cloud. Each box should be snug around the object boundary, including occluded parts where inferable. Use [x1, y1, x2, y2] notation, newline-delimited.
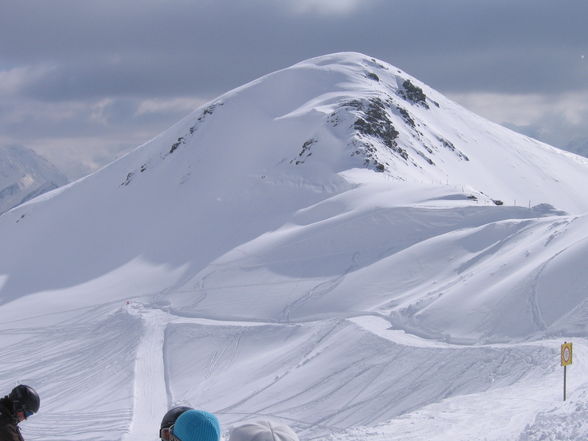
[20, 59, 221, 101]
[504, 108, 588, 148]
[1, 97, 193, 140]
[405, 48, 587, 94]
[3, 0, 588, 102]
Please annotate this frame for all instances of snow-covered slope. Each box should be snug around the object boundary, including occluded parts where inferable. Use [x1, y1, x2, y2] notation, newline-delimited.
[0, 145, 68, 215]
[1, 53, 588, 441]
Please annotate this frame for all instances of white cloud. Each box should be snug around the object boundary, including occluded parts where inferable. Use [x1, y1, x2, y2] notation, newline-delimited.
[89, 99, 116, 125]
[29, 134, 145, 180]
[136, 97, 207, 117]
[0, 66, 50, 97]
[284, 0, 367, 15]
[448, 92, 551, 126]
[448, 91, 588, 146]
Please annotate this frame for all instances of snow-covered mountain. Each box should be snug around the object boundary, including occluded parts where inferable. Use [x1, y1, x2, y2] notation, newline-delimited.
[0, 145, 68, 215]
[1, 53, 588, 441]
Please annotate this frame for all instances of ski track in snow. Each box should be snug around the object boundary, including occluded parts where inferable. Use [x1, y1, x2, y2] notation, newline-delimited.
[280, 251, 361, 322]
[121, 306, 168, 441]
[120, 302, 285, 441]
[323, 337, 588, 441]
[111, 302, 588, 441]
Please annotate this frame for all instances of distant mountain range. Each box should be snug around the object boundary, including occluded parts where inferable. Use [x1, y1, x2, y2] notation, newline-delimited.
[0, 145, 68, 215]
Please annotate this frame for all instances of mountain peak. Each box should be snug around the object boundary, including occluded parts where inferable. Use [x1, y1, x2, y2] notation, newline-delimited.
[0, 145, 68, 215]
[109, 53, 588, 215]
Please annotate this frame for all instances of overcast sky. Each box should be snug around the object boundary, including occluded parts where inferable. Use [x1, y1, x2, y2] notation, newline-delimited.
[1, 0, 587, 178]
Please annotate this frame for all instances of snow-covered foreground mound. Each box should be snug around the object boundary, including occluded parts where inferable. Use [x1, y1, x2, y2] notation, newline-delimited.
[1, 52, 588, 440]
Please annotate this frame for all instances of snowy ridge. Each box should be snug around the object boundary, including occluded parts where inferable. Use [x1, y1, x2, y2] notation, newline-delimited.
[1, 53, 588, 440]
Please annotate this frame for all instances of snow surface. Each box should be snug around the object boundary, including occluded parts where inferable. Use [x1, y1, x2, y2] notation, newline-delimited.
[1, 52, 588, 440]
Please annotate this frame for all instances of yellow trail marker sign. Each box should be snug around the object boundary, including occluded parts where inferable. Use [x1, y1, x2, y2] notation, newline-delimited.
[561, 342, 573, 366]
[561, 341, 572, 401]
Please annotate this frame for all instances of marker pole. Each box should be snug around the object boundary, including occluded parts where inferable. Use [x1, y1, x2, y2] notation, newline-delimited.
[564, 364, 567, 401]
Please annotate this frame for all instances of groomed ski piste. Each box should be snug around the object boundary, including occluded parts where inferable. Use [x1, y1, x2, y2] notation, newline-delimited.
[1, 52, 588, 440]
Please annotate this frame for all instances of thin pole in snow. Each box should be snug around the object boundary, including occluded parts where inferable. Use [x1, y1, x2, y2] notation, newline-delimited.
[564, 365, 567, 401]
[561, 341, 572, 401]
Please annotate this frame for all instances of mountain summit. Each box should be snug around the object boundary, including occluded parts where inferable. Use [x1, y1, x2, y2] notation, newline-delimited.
[121, 52, 588, 213]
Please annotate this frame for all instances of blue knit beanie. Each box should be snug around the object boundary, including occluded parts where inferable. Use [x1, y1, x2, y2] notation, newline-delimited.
[172, 410, 221, 441]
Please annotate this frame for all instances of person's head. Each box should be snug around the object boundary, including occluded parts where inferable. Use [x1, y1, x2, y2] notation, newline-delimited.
[9, 385, 40, 422]
[228, 420, 299, 441]
[169, 409, 221, 441]
[160, 406, 193, 440]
